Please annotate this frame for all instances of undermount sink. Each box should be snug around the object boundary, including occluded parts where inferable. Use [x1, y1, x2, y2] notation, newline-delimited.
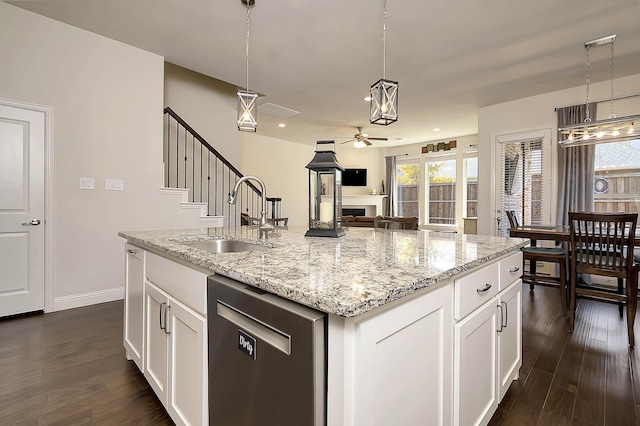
[182, 239, 270, 253]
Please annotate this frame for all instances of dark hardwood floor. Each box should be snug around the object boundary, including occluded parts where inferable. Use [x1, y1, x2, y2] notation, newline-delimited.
[1, 286, 639, 425]
[0, 301, 172, 425]
[490, 285, 640, 426]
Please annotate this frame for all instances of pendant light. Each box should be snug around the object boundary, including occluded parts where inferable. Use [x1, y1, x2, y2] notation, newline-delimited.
[558, 35, 640, 146]
[369, 0, 398, 126]
[237, 0, 258, 132]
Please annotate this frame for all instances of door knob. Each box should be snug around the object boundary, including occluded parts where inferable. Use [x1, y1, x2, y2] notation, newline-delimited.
[22, 219, 41, 226]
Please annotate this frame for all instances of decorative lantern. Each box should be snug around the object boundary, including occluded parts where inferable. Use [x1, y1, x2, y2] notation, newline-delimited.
[305, 141, 345, 238]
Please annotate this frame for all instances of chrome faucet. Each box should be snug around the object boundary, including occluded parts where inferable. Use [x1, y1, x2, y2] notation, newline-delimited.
[228, 175, 274, 239]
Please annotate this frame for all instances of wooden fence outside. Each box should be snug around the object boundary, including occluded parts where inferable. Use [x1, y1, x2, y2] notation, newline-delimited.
[397, 183, 478, 224]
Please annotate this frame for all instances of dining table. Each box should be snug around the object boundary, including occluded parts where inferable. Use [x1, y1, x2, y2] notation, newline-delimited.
[509, 224, 640, 248]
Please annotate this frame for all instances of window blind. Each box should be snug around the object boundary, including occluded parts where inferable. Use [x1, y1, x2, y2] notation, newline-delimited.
[498, 138, 544, 236]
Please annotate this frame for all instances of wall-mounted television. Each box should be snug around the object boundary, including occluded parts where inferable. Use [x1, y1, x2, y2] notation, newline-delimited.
[342, 168, 367, 186]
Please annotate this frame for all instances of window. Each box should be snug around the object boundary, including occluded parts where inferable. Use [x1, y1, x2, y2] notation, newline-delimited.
[425, 154, 456, 225]
[464, 154, 478, 218]
[395, 158, 419, 217]
[593, 139, 640, 214]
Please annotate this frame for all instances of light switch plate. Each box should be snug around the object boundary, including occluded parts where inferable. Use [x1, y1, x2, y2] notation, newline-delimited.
[80, 177, 94, 190]
[105, 179, 124, 191]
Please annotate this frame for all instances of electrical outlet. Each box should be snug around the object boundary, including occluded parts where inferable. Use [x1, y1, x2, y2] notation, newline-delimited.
[80, 178, 94, 190]
[105, 179, 124, 191]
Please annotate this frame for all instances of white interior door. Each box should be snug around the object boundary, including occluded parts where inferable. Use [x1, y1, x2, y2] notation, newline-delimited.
[0, 103, 45, 317]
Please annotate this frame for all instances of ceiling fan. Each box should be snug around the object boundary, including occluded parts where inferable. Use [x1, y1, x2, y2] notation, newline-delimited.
[338, 127, 388, 148]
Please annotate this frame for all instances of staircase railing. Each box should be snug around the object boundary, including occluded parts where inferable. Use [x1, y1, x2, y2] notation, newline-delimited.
[163, 107, 264, 227]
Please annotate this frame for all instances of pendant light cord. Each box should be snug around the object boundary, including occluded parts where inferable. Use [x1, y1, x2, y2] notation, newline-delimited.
[245, 5, 251, 91]
[382, 0, 387, 79]
[585, 44, 591, 122]
[609, 40, 616, 118]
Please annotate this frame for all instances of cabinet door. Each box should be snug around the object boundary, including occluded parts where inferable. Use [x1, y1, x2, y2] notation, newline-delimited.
[497, 280, 522, 400]
[454, 298, 498, 426]
[124, 244, 144, 371]
[144, 281, 169, 405]
[354, 284, 453, 426]
[167, 298, 207, 426]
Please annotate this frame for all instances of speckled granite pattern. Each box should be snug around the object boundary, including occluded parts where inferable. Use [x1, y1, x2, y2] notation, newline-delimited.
[119, 226, 528, 317]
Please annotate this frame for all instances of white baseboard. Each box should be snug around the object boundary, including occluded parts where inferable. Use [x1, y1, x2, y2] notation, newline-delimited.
[54, 287, 124, 311]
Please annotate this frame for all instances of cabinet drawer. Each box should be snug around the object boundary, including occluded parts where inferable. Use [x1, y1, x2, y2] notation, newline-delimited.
[454, 262, 499, 320]
[146, 252, 208, 316]
[499, 252, 523, 291]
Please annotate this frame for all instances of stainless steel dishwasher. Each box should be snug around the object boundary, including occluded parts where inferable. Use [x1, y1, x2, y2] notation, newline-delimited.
[207, 274, 327, 426]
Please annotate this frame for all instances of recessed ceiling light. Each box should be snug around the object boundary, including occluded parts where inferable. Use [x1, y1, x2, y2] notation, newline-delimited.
[433, 128, 441, 132]
[364, 96, 372, 102]
[278, 123, 286, 127]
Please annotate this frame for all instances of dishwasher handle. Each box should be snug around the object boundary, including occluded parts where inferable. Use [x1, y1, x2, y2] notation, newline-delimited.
[217, 300, 291, 355]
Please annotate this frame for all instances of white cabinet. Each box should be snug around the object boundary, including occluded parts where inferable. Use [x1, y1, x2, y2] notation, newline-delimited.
[167, 297, 207, 426]
[144, 281, 169, 399]
[454, 297, 498, 426]
[124, 243, 145, 371]
[143, 252, 208, 426]
[497, 280, 522, 400]
[453, 252, 522, 426]
[327, 283, 453, 426]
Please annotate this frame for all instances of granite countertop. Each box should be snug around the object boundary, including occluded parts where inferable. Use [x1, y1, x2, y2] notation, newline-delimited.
[119, 226, 528, 317]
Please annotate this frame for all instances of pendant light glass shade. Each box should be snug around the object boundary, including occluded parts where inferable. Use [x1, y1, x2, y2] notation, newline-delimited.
[237, 90, 258, 132]
[370, 78, 398, 125]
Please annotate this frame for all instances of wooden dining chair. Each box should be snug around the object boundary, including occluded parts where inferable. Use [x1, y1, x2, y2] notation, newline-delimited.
[568, 212, 639, 346]
[507, 210, 569, 314]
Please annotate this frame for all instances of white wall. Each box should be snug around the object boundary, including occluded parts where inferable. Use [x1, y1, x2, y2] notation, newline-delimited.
[0, 3, 206, 310]
[477, 73, 640, 236]
[164, 63, 241, 167]
[241, 133, 314, 226]
[334, 145, 385, 197]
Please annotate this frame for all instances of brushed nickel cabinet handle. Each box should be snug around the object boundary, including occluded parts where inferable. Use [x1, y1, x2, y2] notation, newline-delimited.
[164, 305, 171, 335]
[159, 302, 167, 330]
[497, 304, 504, 333]
[502, 301, 508, 328]
[509, 266, 520, 273]
[477, 283, 492, 294]
[127, 249, 138, 254]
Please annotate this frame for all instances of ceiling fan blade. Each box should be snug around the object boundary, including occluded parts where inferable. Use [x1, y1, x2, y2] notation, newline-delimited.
[367, 137, 388, 141]
[340, 139, 355, 144]
[364, 140, 373, 146]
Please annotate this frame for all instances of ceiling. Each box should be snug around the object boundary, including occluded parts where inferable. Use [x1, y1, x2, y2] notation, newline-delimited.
[7, 0, 640, 148]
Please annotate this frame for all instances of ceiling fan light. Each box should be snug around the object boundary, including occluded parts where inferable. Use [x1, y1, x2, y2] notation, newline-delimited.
[353, 140, 367, 148]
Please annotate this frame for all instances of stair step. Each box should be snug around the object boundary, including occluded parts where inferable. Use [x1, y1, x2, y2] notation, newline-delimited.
[200, 216, 224, 227]
[159, 187, 189, 202]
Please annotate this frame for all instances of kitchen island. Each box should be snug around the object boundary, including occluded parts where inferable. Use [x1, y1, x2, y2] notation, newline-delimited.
[120, 226, 528, 426]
